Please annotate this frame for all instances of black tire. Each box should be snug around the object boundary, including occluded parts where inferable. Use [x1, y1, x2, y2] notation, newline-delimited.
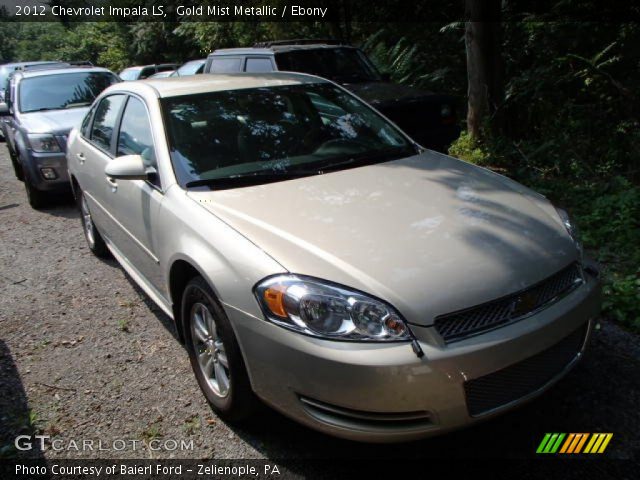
[182, 276, 257, 422]
[10, 153, 24, 181]
[77, 188, 110, 258]
[23, 172, 47, 209]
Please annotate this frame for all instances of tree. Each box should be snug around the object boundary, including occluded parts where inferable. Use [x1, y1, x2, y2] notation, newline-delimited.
[464, 0, 504, 140]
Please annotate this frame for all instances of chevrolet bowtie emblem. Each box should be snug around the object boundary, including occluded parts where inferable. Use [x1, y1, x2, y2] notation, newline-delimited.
[511, 292, 538, 317]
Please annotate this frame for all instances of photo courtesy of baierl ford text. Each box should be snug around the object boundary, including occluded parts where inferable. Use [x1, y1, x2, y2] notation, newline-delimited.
[0, 0, 638, 479]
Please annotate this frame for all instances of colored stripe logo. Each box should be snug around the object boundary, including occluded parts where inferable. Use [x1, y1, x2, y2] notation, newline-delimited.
[536, 433, 613, 454]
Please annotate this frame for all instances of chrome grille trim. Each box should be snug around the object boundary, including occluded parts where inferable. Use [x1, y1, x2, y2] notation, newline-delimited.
[435, 263, 584, 343]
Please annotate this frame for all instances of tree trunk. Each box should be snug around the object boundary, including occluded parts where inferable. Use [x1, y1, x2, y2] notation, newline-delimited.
[465, 0, 503, 140]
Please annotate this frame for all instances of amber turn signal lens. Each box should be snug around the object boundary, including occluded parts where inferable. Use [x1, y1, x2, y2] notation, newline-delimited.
[264, 286, 287, 317]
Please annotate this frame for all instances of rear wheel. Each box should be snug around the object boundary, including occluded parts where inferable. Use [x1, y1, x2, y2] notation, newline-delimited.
[182, 276, 257, 422]
[78, 188, 109, 257]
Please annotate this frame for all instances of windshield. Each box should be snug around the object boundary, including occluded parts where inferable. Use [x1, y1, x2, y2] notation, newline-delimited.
[119, 69, 140, 81]
[162, 82, 415, 188]
[275, 48, 381, 84]
[19, 72, 118, 113]
[176, 60, 204, 76]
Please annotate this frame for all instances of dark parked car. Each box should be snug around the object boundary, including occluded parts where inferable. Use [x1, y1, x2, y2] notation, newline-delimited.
[1, 66, 120, 208]
[119, 64, 178, 81]
[203, 40, 460, 151]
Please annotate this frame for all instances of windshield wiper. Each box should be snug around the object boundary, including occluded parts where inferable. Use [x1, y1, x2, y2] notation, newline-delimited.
[23, 107, 59, 113]
[310, 147, 416, 172]
[185, 171, 308, 189]
[65, 102, 92, 109]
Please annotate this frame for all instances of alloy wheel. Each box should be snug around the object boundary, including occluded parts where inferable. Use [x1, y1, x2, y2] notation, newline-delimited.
[190, 302, 230, 398]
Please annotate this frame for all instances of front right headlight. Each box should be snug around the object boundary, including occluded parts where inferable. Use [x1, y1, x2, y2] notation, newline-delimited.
[254, 275, 411, 342]
[555, 207, 583, 259]
[28, 133, 61, 153]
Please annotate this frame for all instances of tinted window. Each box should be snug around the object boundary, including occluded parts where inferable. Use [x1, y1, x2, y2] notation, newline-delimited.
[209, 57, 242, 73]
[117, 97, 156, 168]
[139, 67, 157, 79]
[275, 48, 381, 83]
[90, 95, 125, 152]
[18, 72, 119, 113]
[162, 83, 413, 188]
[245, 58, 274, 73]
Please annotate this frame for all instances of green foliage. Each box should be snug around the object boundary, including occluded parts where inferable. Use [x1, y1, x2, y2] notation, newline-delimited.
[447, 132, 491, 166]
[362, 25, 466, 97]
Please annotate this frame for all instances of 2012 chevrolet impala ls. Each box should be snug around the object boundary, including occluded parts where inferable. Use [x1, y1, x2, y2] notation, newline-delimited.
[66, 73, 601, 442]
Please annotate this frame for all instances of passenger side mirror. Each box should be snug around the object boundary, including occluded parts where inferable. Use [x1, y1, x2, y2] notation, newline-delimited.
[105, 155, 153, 180]
[0, 102, 9, 116]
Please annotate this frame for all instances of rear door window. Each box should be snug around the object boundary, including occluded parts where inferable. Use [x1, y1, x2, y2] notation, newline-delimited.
[209, 57, 243, 73]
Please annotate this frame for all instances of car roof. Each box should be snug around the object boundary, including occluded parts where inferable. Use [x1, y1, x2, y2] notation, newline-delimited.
[0, 61, 63, 69]
[110, 72, 329, 98]
[210, 44, 356, 56]
[16, 67, 114, 79]
[123, 63, 178, 70]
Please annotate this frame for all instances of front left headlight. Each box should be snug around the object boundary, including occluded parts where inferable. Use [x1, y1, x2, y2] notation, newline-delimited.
[28, 134, 61, 153]
[254, 275, 411, 342]
[556, 207, 583, 258]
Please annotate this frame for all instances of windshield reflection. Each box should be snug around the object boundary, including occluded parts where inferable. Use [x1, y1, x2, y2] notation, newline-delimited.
[162, 83, 416, 189]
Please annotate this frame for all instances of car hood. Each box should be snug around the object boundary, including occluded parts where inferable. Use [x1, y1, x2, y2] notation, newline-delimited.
[20, 107, 89, 135]
[187, 152, 578, 326]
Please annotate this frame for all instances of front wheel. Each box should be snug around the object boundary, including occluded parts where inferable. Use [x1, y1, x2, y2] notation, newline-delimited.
[182, 276, 257, 422]
[9, 152, 24, 181]
[23, 174, 47, 209]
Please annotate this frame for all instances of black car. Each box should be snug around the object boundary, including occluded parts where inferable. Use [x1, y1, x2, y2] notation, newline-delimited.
[203, 40, 460, 151]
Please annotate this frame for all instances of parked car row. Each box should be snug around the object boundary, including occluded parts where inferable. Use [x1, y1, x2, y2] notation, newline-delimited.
[0, 45, 601, 443]
[119, 40, 460, 152]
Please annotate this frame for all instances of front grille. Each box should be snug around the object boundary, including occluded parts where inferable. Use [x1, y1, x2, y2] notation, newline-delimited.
[464, 323, 588, 416]
[435, 263, 583, 343]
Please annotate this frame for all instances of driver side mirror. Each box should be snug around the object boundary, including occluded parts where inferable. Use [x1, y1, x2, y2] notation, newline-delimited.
[105, 155, 154, 180]
[0, 102, 9, 116]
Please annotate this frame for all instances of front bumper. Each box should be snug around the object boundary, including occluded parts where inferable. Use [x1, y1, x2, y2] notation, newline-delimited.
[22, 150, 70, 192]
[229, 265, 601, 442]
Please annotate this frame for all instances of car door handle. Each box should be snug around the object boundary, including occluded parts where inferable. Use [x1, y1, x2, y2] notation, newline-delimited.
[106, 176, 118, 191]
[76, 152, 85, 164]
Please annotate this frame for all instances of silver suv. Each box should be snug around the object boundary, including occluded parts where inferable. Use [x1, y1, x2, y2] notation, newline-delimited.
[2, 66, 119, 208]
